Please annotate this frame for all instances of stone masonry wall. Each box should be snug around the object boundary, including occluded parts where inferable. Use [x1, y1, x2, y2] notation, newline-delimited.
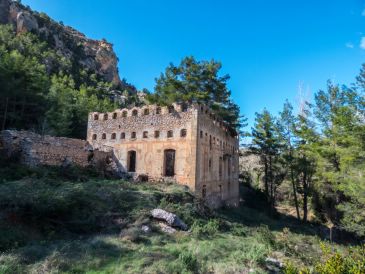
[196, 105, 240, 208]
[87, 102, 240, 208]
[87, 103, 198, 189]
[0, 130, 93, 167]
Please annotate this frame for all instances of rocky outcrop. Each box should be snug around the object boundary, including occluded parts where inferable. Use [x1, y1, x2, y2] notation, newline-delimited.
[0, 0, 122, 87]
[151, 209, 188, 231]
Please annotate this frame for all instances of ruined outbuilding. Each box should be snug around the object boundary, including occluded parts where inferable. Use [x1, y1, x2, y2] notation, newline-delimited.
[87, 103, 240, 208]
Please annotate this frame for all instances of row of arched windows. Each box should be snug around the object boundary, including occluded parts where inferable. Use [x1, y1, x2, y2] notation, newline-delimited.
[93, 104, 189, 121]
[199, 130, 238, 154]
[92, 129, 187, 141]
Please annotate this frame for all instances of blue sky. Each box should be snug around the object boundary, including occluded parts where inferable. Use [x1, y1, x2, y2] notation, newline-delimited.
[22, 0, 365, 128]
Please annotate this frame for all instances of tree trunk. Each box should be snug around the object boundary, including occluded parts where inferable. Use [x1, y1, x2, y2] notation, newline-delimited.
[264, 157, 269, 200]
[1, 97, 9, 130]
[291, 166, 300, 220]
[269, 155, 274, 214]
[302, 171, 308, 222]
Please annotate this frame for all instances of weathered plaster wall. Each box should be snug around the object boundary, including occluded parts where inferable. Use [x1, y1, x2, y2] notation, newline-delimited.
[87, 103, 240, 208]
[87, 104, 198, 189]
[196, 105, 240, 207]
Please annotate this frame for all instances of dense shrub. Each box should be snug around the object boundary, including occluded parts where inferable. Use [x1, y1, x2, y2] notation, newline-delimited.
[191, 219, 220, 238]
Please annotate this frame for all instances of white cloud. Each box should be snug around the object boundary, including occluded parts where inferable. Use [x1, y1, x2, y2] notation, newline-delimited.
[346, 42, 354, 48]
[361, 37, 365, 50]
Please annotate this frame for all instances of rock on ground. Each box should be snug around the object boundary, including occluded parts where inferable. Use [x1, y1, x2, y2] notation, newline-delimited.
[151, 209, 188, 231]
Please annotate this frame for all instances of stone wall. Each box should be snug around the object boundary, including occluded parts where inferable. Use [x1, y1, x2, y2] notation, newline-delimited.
[87, 102, 240, 208]
[0, 130, 108, 168]
[87, 103, 198, 188]
[196, 104, 240, 208]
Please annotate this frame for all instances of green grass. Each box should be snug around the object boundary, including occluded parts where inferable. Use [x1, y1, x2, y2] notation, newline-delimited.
[0, 164, 359, 273]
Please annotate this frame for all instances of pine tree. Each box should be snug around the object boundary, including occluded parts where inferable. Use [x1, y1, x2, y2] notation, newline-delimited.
[251, 109, 281, 213]
[147, 56, 243, 133]
[277, 100, 300, 220]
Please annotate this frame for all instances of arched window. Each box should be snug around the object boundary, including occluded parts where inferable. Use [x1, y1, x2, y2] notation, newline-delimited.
[219, 157, 223, 179]
[92, 134, 97, 140]
[168, 106, 174, 113]
[164, 149, 176, 177]
[102, 133, 106, 140]
[209, 158, 212, 171]
[154, 131, 160, 138]
[127, 150, 136, 172]
[156, 107, 161, 114]
[209, 135, 212, 150]
[202, 185, 207, 198]
[167, 130, 173, 138]
[132, 109, 138, 116]
[143, 108, 149, 115]
[103, 113, 108, 120]
[143, 131, 148, 138]
[120, 132, 125, 139]
[94, 114, 99, 120]
[122, 111, 127, 117]
[111, 133, 116, 140]
[131, 132, 136, 139]
[112, 113, 117, 119]
[180, 129, 187, 138]
[181, 104, 188, 112]
[200, 131, 203, 138]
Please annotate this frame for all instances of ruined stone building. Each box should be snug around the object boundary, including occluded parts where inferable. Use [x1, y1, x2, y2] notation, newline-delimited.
[87, 103, 240, 207]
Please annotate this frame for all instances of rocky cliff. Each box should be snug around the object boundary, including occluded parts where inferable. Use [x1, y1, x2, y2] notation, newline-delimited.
[0, 0, 122, 87]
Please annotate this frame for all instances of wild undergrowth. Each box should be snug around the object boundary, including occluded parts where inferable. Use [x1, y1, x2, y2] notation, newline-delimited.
[0, 164, 361, 273]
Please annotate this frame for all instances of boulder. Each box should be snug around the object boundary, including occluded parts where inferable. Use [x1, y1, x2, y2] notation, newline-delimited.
[151, 209, 188, 231]
[141, 225, 151, 233]
[158, 222, 177, 234]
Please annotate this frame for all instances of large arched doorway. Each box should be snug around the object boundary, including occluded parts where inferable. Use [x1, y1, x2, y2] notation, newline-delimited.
[164, 149, 176, 177]
[127, 150, 136, 172]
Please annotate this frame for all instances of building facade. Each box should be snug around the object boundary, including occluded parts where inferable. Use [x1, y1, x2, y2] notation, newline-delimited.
[87, 103, 240, 208]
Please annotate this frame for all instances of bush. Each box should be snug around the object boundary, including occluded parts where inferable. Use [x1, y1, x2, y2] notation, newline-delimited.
[191, 219, 220, 238]
[178, 250, 198, 273]
[314, 243, 365, 274]
[256, 225, 276, 247]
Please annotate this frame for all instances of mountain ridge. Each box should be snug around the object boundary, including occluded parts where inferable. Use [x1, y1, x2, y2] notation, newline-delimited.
[0, 0, 124, 88]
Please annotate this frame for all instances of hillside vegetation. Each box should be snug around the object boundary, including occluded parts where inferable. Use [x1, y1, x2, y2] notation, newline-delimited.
[0, 161, 363, 274]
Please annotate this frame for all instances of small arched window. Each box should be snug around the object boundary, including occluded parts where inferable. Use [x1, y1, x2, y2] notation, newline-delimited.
[112, 113, 117, 119]
[102, 133, 106, 140]
[180, 129, 187, 138]
[143, 108, 149, 115]
[111, 133, 116, 140]
[103, 113, 108, 120]
[143, 131, 148, 138]
[122, 111, 127, 117]
[132, 109, 138, 116]
[168, 106, 174, 113]
[156, 107, 161, 114]
[202, 185, 207, 198]
[131, 132, 136, 139]
[181, 104, 188, 112]
[167, 130, 173, 138]
[92, 134, 97, 140]
[200, 131, 203, 138]
[120, 132, 125, 139]
[94, 114, 99, 120]
[154, 131, 160, 138]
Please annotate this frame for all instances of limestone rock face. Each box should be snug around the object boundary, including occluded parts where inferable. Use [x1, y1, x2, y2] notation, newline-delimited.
[0, 0, 9, 24]
[0, 0, 122, 87]
[16, 11, 38, 33]
[151, 209, 188, 231]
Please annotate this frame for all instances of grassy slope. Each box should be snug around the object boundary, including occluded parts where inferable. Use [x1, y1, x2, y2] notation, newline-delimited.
[0, 165, 352, 274]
